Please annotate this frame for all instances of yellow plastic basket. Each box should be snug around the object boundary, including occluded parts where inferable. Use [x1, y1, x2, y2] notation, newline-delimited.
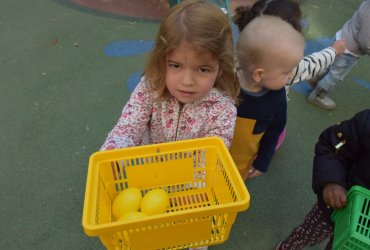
[82, 137, 250, 250]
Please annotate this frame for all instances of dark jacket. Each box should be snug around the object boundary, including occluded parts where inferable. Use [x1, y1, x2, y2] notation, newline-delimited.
[312, 109, 370, 219]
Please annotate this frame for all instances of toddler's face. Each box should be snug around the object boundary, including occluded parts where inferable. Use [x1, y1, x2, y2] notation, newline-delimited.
[165, 42, 221, 104]
[260, 49, 303, 90]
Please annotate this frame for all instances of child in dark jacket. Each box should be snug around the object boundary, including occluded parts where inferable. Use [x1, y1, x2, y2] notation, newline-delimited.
[277, 109, 370, 249]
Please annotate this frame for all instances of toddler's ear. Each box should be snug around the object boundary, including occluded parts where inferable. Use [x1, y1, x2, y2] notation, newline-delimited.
[252, 68, 264, 82]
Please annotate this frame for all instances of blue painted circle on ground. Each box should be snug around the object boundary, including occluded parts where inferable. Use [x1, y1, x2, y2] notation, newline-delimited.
[127, 71, 142, 92]
[104, 40, 154, 57]
[353, 77, 370, 89]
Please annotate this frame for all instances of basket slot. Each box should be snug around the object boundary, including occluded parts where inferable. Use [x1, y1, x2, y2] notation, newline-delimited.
[95, 175, 112, 225]
[211, 213, 228, 236]
[362, 198, 370, 215]
[111, 161, 128, 191]
[169, 192, 210, 212]
[208, 158, 237, 207]
[356, 215, 370, 239]
[112, 231, 130, 248]
[219, 158, 238, 202]
[194, 149, 206, 168]
[356, 198, 370, 239]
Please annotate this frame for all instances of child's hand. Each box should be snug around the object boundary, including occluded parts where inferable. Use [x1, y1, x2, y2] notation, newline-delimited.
[331, 39, 346, 55]
[322, 183, 347, 209]
[247, 166, 263, 179]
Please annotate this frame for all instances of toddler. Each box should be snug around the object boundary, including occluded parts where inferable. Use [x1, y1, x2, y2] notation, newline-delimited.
[233, 0, 345, 91]
[230, 15, 305, 179]
[230, 0, 345, 179]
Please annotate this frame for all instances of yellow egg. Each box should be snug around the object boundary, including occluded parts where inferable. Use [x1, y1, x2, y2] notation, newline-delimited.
[141, 189, 169, 215]
[112, 188, 142, 220]
[117, 211, 148, 222]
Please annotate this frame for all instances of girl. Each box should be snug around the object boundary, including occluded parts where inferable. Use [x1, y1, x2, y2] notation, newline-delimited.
[101, 0, 239, 153]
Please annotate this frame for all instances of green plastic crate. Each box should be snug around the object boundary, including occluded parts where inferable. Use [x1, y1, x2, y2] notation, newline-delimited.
[332, 186, 370, 250]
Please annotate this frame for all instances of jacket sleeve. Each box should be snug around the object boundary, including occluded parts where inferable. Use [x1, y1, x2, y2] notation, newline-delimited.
[204, 100, 237, 148]
[100, 79, 153, 150]
[289, 47, 337, 85]
[252, 96, 287, 172]
[358, 1, 370, 55]
[312, 109, 370, 194]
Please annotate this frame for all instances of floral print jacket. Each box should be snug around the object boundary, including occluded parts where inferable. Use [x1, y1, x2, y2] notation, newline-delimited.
[101, 79, 237, 150]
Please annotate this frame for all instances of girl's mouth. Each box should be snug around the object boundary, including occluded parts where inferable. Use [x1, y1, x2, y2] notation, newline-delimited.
[178, 90, 195, 97]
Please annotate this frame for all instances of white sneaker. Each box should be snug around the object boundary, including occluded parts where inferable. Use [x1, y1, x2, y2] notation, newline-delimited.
[307, 87, 336, 110]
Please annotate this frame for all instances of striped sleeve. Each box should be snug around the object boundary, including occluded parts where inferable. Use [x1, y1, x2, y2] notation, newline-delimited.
[289, 47, 337, 85]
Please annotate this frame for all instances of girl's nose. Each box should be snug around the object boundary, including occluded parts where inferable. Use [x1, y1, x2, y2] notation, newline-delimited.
[182, 70, 195, 85]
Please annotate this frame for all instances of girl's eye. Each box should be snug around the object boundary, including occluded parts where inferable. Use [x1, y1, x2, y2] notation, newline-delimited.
[198, 67, 210, 73]
[168, 63, 181, 69]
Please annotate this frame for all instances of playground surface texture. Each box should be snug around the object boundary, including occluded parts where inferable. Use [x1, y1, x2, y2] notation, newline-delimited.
[1, 0, 369, 249]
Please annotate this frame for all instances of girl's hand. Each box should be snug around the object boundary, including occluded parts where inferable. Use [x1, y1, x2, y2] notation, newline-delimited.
[247, 166, 263, 179]
[322, 183, 347, 209]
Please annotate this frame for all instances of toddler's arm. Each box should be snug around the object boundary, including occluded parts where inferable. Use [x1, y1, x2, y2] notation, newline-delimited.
[331, 39, 346, 55]
[249, 95, 287, 176]
[288, 40, 345, 85]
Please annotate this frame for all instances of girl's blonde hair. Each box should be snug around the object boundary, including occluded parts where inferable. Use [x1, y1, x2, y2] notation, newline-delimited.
[144, 0, 239, 101]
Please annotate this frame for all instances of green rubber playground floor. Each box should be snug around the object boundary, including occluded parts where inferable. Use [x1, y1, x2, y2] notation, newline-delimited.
[1, 0, 369, 249]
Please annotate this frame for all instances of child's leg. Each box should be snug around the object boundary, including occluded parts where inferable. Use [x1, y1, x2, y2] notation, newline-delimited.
[279, 202, 334, 250]
[325, 236, 334, 250]
[317, 53, 359, 93]
[308, 53, 359, 109]
[307, 53, 359, 109]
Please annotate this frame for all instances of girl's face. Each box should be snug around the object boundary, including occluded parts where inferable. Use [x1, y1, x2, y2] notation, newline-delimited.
[165, 42, 221, 104]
